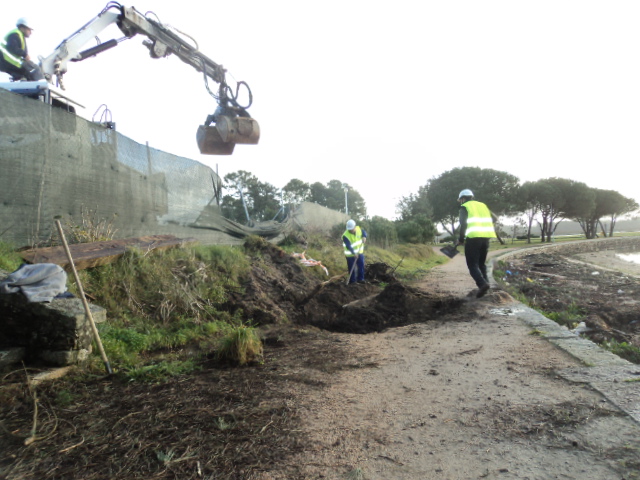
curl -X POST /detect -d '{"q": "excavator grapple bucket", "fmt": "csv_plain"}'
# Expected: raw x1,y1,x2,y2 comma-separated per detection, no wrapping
215,116,260,144
196,125,235,155
196,115,260,155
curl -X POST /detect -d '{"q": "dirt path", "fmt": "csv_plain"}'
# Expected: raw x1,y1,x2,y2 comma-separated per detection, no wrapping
267,249,640,480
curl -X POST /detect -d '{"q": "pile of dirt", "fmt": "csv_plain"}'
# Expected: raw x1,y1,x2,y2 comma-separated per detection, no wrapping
226,239,461,334
302,282,463,333
499,249,640,348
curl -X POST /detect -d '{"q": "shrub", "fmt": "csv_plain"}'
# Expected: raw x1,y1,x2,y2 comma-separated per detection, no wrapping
217,326,263,366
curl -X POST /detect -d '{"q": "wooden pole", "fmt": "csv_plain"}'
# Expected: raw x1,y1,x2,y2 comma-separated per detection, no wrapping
55,220,112,375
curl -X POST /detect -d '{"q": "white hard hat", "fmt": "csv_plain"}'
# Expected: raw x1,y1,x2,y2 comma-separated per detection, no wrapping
346,219,356,230
458,189,474,199
17,18,33,29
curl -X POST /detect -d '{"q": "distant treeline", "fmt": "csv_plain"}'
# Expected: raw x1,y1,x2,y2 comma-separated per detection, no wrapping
220,167,639,246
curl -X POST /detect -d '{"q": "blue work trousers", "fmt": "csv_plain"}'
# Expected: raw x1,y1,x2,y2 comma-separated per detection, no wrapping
346,254,365,284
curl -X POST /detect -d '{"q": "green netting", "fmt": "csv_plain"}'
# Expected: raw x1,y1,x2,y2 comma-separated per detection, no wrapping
0,88,347,249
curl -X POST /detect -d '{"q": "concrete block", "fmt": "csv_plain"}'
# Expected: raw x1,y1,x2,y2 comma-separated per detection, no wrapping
0,347,26,367
0,291,106,367
40,348,91,366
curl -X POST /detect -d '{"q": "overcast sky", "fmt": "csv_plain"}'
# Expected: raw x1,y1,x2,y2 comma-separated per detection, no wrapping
3,1,640,220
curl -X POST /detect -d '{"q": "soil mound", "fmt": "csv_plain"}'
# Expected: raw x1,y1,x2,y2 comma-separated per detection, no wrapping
303,282,463,333
229,240,463,334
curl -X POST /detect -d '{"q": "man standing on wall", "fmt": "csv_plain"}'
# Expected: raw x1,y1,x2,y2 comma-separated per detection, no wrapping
456,189,496,298
0,18,44,81
342,219,367,285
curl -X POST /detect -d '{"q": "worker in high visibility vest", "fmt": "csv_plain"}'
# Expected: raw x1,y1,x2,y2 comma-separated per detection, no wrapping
456,189,496,298
342,219,367,285
0,18,44,81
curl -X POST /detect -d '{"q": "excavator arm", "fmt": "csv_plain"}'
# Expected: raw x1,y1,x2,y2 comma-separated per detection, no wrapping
40,1,259,155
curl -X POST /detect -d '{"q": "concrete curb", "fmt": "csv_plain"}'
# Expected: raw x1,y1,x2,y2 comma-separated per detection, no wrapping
489,245,640,425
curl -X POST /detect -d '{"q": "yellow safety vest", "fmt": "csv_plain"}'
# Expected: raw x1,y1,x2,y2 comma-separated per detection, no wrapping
462,201,496,238
343,227,365,257
0,29,25,68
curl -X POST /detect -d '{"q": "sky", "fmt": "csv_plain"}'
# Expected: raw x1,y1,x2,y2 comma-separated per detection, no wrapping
3,1,640,220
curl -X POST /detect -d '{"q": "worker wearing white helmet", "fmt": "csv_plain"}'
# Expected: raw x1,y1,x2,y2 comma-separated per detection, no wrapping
0,17,44,81
456,189,496,298
342,219,368,285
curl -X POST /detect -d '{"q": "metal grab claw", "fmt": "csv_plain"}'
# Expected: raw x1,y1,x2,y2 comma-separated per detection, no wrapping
197,115,260,155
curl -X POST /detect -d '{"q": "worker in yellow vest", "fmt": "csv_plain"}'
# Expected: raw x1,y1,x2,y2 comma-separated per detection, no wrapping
342,219,367,285
0,18,44,81
456,189,496,298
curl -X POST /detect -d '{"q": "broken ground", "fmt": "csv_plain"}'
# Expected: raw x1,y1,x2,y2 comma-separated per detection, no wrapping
1,241,639,479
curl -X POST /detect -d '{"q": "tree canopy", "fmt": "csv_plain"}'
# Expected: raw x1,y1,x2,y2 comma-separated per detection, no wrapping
574,188,639,239
219,167,638,243
422,167,520,237
221,170,280,225
221,173,367,224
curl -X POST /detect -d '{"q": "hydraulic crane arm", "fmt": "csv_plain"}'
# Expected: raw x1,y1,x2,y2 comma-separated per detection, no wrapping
40,1,259,155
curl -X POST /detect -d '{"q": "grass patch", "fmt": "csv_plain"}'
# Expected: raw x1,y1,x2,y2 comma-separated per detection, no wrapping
63,243,254,377
217,325,264,366
602,340,640,364
367,243,447,280
542,302,586,328
0,241,22,273
124,359,200,383
80,245,249,325
54,389,77,407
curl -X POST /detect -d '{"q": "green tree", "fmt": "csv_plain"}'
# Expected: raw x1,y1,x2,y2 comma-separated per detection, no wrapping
220,193,248,224
366,216,398,248
606,194,639,236
325,180,348,211
282,179,311,206
395,188,436,244
534,178,594,242
308,182,329,206
221,170,281,225
308,180,367,218
424,167,520,242
396,188,432,221
514,181,543,243
395,214,437,244
575,189,639,239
